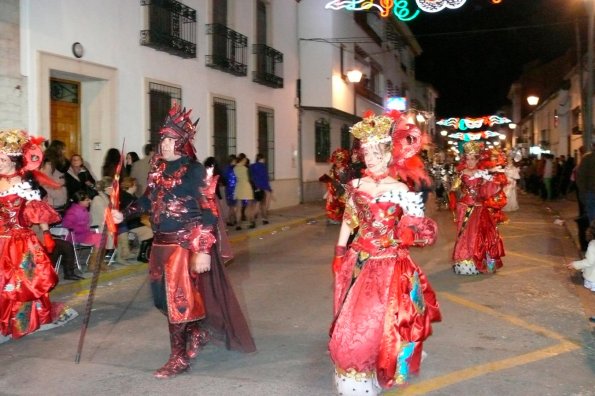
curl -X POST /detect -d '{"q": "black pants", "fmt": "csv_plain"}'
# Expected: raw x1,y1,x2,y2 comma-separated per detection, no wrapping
50,238,77,275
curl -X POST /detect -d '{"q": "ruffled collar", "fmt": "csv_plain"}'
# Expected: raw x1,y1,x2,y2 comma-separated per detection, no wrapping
0,181,41,201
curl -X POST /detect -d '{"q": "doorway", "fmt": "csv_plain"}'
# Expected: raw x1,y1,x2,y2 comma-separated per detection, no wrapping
50,78,81,157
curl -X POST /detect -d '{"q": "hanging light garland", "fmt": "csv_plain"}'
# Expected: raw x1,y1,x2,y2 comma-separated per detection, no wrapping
436,115,512,130
325,0,467,22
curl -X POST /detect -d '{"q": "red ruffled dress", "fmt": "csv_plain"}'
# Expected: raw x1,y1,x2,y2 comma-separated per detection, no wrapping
329,187,441,389
0,184,61,339
452,172,505,275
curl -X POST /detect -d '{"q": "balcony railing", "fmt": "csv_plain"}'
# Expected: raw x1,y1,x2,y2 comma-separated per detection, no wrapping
252,44,284,88
205,23,248,76
355,83,383,106
140,0,197,59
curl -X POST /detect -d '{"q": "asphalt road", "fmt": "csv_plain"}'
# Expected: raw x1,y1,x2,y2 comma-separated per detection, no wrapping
0,194,593,396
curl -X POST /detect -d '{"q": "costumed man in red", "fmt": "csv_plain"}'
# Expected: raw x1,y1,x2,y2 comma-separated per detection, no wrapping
126,105,255,378
450,142,506,275
320,148,350,225
329,111,441,394
0,129,77,340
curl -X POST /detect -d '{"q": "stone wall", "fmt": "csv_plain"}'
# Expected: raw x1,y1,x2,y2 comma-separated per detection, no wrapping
0,0,25,129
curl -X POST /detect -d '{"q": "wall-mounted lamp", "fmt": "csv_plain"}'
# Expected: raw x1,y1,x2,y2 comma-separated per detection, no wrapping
345,69,363,83
527,95,539,106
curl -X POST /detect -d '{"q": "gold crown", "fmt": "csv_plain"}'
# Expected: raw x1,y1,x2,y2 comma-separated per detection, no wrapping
0,129,29,156
350,115,393,145
463,141,483,155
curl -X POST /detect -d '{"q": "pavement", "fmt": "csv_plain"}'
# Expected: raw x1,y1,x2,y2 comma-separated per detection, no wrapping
50,201,328,298
52,191,595,322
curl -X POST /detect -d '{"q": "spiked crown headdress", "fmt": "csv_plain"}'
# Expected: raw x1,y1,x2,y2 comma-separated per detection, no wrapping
159,103,199,160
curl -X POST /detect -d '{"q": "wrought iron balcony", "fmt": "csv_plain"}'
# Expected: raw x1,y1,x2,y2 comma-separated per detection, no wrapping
355,83,383,106
140,0,197,59
252,44,283,88
205,23,248,76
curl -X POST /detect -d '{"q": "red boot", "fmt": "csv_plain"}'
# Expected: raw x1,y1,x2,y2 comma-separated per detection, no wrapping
186,321,209,359
154,323,190,379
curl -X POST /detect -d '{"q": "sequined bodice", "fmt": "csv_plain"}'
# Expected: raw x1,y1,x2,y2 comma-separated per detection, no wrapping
351,189,403,245
348,188,425,254
460,174,483,204
0,194,27,234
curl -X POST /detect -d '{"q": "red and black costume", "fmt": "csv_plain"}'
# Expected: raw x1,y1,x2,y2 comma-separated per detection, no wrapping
131,105,255,378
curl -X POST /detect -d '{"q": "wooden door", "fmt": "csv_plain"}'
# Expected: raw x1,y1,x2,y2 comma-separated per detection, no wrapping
50,78,80,157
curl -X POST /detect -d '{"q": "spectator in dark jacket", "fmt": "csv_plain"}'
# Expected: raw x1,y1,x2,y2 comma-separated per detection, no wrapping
249,153,272,224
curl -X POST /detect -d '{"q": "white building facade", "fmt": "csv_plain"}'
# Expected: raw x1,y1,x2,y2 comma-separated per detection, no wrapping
1,0,300,208
297,0,425,202
1,0,432,207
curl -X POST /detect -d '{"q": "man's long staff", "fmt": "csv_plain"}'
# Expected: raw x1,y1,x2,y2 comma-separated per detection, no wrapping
75,141,125,363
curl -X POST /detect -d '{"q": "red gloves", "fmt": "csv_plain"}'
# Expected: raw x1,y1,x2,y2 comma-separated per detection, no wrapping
43,230,55,254
332,245,347,274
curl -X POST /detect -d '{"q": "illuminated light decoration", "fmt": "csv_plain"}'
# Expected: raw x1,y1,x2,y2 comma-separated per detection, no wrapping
325,0,468,21
436,115,512,130
492,0,502,4
415,0,466,13
448,130,502,141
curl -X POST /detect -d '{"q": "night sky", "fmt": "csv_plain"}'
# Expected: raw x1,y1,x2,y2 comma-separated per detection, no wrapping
407,0,587,118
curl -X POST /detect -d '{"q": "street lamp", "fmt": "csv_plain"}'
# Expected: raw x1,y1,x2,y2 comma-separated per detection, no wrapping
527,95,540,106
346,69,363,83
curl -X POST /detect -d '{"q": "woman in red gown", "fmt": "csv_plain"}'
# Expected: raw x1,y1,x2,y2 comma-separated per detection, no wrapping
451,142,506,275
0,129,71,340
329,111,441,394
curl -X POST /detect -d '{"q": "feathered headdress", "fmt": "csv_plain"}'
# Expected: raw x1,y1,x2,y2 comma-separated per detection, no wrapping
350,110,429,187
159,103,199,160
0,129,60,188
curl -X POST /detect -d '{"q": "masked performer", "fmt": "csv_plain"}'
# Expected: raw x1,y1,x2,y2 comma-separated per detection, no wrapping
329,111,441,395
320,148,350,225
0,130,77,340
128,105,255,378
450,142,505,275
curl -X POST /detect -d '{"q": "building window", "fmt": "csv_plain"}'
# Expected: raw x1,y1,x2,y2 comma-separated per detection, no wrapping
257,107,275,180
140,0,197,58
341,124,351,150
206,0,248,76
148,82,182,145
315,118,331,163
212,97,237,168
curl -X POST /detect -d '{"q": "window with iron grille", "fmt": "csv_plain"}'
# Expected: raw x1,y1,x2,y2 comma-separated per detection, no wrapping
257,107,275,180
212,97,237,168
341,124,351,150
148,82,182,145
140,0,197,59
315,118,331,163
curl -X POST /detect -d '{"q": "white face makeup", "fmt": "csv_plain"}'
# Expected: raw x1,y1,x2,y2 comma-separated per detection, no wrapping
160,137,180,161
363,144,390,175
0,153,16,176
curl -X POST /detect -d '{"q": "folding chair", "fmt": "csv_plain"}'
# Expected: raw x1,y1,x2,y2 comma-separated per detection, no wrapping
50,226,93,272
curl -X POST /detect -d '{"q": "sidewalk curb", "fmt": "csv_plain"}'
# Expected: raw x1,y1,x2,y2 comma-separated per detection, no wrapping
51,212,327,299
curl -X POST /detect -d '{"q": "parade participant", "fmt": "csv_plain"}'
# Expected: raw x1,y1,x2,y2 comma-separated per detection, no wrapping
0,129,77,339
503,157,520,212
450,142,505,275
127,104,255,378
329,111,441,394
319,148,350,225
